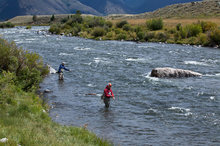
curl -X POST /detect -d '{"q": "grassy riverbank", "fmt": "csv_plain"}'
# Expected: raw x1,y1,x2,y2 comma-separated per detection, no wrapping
48,14,220,48
0,38,111,145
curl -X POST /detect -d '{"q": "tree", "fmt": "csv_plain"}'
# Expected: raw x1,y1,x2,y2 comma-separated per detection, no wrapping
33,15,37,22
50,14,55,22
76,10,82,15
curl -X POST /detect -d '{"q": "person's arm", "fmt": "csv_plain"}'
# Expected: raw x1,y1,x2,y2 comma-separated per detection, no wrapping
63,66,69,71
111,90,115,99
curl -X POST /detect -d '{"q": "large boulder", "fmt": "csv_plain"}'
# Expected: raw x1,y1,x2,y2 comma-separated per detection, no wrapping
151,67,202,78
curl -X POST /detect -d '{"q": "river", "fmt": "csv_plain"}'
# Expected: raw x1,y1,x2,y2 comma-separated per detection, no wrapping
1,26,220,146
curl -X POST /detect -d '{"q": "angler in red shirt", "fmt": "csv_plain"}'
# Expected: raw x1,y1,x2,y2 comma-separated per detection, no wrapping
103,83,115,108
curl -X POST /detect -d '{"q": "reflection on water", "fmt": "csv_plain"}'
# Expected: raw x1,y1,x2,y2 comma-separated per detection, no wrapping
1,26,220,146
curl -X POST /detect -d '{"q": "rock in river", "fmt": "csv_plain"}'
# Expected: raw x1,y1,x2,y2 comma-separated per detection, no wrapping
151,67,202,78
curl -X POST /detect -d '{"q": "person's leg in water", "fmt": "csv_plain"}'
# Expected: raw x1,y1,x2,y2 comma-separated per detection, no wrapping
59,72,64,80
104,97,110,108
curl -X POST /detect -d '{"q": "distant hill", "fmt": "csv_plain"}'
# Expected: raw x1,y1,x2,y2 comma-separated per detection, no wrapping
0,0,202,21
107,0,220,19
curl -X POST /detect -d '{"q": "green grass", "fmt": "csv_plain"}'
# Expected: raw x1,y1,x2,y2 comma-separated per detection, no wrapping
0,38,111,146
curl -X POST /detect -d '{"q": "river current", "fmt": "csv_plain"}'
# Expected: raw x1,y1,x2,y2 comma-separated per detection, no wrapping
1,26,220,146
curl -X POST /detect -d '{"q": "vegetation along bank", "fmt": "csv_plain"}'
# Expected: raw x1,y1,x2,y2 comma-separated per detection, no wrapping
0,38,111,145
48,13,220,48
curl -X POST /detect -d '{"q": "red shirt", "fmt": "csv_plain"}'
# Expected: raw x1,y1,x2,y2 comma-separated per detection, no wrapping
104,86,114,98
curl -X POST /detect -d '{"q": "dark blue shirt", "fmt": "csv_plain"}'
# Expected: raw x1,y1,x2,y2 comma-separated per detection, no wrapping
58,64,69,73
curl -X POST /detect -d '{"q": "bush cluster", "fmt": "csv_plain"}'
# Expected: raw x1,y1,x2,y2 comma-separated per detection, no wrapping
0,38,49,91
0,22,15,28
49,15,220,48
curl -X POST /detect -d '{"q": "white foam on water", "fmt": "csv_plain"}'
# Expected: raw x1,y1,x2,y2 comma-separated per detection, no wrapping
59,53,74,56
74,47,91,50
125,58,147,63
138,45,154,48
143,72,160,82
84,62,92,66
25,38,36,41
210,96,215,100
87,84,96,87
216,73,220,76
168,107,191,116
94,57,110,64
168,106,190,112
184,61,209,66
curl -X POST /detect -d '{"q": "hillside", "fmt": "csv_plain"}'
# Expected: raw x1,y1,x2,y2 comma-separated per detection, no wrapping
107,0,220,19
0,0,200,21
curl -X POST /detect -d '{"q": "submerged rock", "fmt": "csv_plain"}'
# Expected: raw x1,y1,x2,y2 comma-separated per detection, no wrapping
44,89,52,93
151,67,202,78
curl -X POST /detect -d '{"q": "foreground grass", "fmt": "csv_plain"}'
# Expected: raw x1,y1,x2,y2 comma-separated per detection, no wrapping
0,39,111,146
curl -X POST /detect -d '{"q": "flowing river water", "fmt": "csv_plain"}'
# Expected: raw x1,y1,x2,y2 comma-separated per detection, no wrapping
1,26,220,145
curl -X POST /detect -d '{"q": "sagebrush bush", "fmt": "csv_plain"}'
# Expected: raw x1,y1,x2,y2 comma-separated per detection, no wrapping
156,32,169,42
144,32,155,41
0,38,48,91
0,22,15,28
92,27,106,37
200,21,217,33
209,28,220,46
185,24,202,37
198,33,209,46
146,18,163,30
85,16,105,28
123,24,132,31
116,20,128,28
49,24,61,34
136,31,145,41
176,23,182,31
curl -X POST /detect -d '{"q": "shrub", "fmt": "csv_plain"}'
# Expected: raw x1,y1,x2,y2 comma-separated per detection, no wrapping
71,14,83,24
92,27,106,37
146,18,163,30
105,21,113,28
144,32,155,41
136,31,145,41
0,38,49,91
122,24,132,31
116,20,128,28
116,32,127,40
198,33,209,46
0,22,15,28
156,32,169,42
174,32,181,42
176,23,182,31
180,27,188,39
49,24,61,34
185,24,202,37
168,28,176,34
61,17,69,24
209,28,220,46
85,16,105,28
71,24,82,36
26,26,32,29
200,21,217,33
